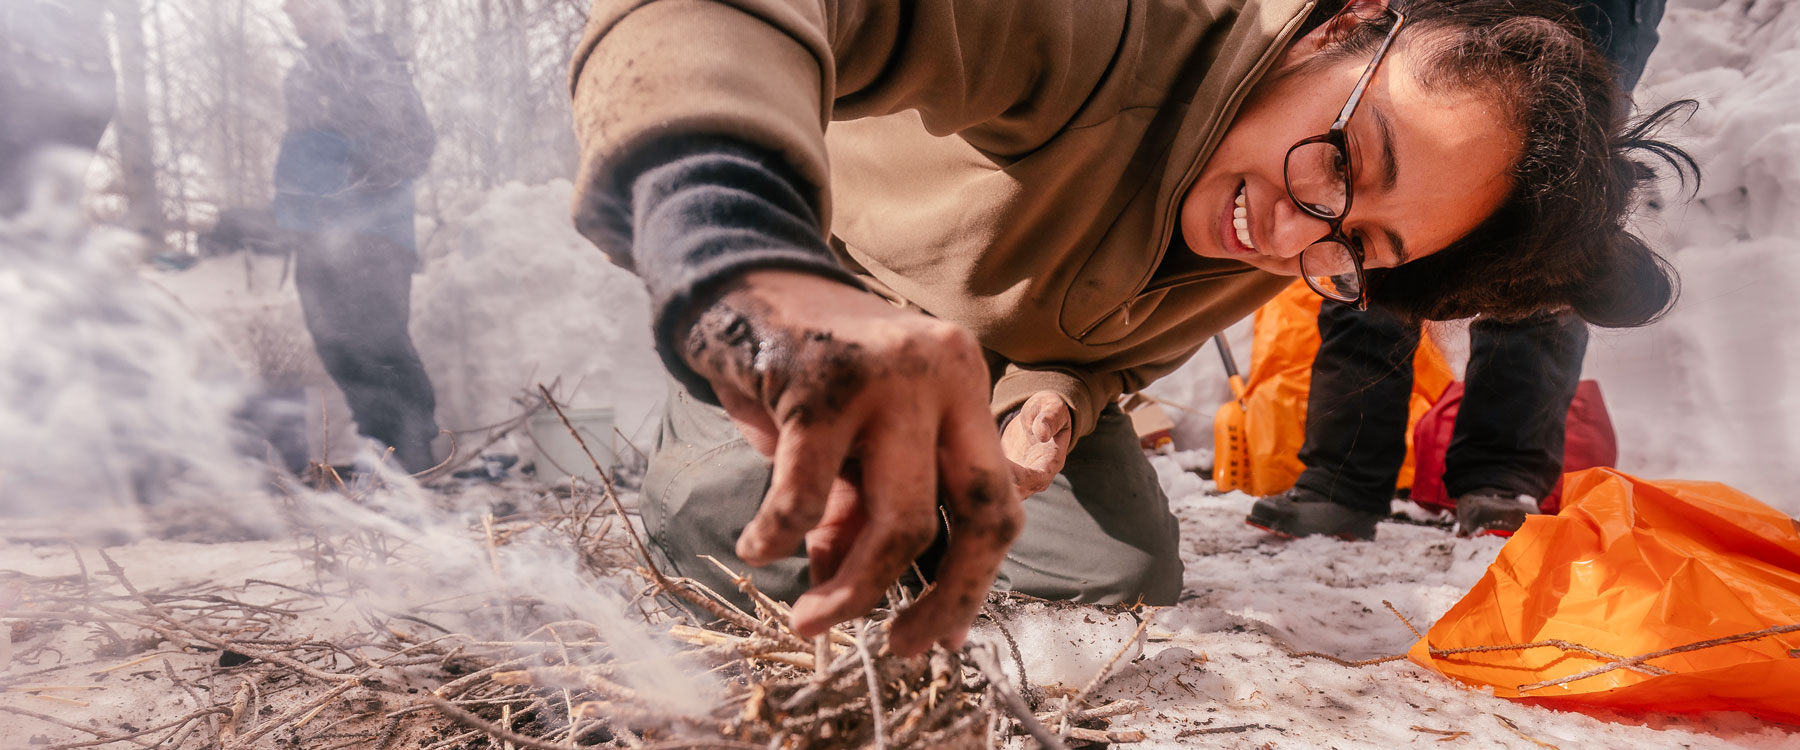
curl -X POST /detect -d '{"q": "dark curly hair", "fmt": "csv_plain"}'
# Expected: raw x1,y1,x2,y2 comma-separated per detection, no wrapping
1299,0,1699,328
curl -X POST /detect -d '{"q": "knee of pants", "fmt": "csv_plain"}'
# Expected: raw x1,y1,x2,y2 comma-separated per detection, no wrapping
639,431,811,608
1000,534,1184,606
1002,470,1185,606
1073,538,1182,606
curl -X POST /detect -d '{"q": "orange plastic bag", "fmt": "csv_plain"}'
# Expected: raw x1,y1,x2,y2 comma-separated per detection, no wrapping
1214,281,1453,495
1409,468,1800,722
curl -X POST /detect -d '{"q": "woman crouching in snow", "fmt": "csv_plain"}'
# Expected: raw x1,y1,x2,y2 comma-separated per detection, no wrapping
566,0,1696,656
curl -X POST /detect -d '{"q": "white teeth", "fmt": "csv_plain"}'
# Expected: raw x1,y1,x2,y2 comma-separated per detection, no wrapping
1233,185,1255,249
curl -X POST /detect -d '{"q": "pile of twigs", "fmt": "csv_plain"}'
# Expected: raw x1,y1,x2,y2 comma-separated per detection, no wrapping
0,502,1141,750
0,393,1153,749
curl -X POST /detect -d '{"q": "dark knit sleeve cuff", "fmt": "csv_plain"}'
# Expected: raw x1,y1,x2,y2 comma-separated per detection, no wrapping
625,136,864,404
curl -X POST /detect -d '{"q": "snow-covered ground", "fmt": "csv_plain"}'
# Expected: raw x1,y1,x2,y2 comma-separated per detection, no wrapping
4,0,1799,746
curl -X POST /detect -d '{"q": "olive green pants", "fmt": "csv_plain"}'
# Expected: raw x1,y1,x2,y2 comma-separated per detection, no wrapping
638,380,1183,610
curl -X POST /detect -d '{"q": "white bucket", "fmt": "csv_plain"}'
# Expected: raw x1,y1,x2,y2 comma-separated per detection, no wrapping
527,407,616,483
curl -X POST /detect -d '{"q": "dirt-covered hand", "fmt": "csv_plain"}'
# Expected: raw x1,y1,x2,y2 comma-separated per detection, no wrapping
680,270,1022,657
1000,391,1073,497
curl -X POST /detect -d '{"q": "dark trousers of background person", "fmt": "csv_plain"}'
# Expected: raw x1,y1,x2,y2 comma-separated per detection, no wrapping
291,228,439,474
1293,305,1588,515
1570,0,1664,92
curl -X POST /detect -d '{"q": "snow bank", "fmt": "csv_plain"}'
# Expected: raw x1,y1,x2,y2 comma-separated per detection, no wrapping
1583,0,1800,507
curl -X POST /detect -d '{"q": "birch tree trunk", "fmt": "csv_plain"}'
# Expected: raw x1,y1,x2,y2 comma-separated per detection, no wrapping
110,0,164,252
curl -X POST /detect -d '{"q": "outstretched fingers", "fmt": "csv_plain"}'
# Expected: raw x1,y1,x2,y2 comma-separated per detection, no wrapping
790,421,939,637
888,403,1022,657
738,419,857,567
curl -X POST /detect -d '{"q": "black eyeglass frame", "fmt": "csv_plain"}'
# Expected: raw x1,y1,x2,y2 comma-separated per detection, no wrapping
1283,8,1408,311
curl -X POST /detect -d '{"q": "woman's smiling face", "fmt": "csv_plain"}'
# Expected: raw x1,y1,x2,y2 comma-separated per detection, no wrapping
1181,21,1521,277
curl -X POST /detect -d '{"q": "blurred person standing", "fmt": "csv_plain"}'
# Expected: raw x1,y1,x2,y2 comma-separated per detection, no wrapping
0,0,115,214
274,0,439,473
1245,0,1664,540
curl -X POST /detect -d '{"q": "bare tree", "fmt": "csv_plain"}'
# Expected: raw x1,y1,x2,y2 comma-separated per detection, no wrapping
93,0,590,254
111,0,166,252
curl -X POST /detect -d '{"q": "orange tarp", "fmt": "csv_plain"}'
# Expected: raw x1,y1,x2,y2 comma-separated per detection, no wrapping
1410,468,1800,722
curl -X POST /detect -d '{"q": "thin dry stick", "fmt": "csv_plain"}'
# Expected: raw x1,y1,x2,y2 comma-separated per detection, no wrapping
1517,622,1800,693
542,624,582,748
813,634,834,685
0,706,153,748
1431,639,1668,676
856,622,888,750
1174,723,1280,737
416,407,534,482
699,553,855,648
1285,647,1408,668
535,385,809,653
1384,600,1423,639
777,643,873,713
182,662,222,746
1411,725,1470,739
433,655,533,699
65,545,128,649
482,513,515,636
967,641,1068,750
161,658,209,721
42,708,225,750
1034,700,1145,724
613,425,648,463
1282,601,1622,671
1066,727,1147,743
392,429,460,482
678,575,810,652
1051,611,1156,736
1282,600,1417,665
1493,713,1560,749
292,686,345,730
1388,598,1674,678
226,680,361,749
420,730,483,750
100,569,365,684
217,679,253,746
891,686,970,747
536,385,643,560
426,695,580,750
700,555,795,626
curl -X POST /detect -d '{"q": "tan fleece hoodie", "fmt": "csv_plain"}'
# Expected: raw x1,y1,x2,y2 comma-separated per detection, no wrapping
571,0,1315,440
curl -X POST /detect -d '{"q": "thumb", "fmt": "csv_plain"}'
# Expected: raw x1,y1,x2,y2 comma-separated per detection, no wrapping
1029,399,1071,443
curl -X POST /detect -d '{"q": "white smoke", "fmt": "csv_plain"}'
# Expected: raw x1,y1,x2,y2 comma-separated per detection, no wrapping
0,151,712,711
0,149,272,540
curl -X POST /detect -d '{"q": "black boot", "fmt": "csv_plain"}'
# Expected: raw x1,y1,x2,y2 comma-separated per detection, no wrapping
1246,487,1383,541
1453,488,1540,538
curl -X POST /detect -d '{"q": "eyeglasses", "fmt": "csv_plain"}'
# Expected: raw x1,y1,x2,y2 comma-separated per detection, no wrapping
1284,9,1407,310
